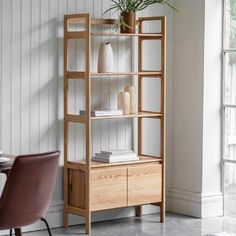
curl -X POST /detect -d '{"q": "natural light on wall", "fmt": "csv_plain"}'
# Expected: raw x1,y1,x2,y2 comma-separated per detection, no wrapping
223,0,236,217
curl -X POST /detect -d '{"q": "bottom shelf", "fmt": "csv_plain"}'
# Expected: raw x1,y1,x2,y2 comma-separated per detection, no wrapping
68,155,162,169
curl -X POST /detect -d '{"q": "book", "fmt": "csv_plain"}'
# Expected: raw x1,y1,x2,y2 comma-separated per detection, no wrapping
92,154,139,163
101,149,133,155
95,153,136,159
79,110,123,117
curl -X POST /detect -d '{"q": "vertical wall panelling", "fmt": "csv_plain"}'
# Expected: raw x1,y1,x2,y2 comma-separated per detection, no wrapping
30,0,40,154
12,0,21,154
101,0,111,152
39,0,49,152
91,0,102,157
2,0,12,154
21,0,31,153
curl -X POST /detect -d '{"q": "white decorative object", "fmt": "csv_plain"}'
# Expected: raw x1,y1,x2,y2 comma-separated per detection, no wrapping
118,91,130,115
97,42,114,73
124,84,137,114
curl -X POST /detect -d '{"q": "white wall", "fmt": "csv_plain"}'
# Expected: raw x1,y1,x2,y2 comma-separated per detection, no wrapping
202,0,223,217
169,0,223,217
169,0,205,217
0,0,173,232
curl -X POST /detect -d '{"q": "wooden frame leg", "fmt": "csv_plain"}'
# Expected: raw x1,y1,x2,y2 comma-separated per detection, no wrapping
135,206,142,217
160,203,165,223
63,211,69,228
85,211,91,234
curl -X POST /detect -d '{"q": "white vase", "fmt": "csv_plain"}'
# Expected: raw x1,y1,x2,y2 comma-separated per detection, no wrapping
118,91,130,115
124,84,137,114
97,42,114,73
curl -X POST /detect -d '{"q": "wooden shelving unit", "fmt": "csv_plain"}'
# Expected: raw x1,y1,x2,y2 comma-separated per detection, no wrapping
64,13,166,234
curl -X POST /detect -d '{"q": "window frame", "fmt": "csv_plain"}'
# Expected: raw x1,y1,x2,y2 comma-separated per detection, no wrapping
222,0,236,216
222,0,236,163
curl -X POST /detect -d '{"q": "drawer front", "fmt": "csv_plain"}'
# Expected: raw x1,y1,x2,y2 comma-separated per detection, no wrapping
128,163,162,206
91,167,127,211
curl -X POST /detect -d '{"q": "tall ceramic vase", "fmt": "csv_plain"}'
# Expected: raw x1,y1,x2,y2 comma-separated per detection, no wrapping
97,42,114,73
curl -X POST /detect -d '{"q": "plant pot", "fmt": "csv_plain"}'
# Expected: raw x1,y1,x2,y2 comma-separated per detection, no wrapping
120,11,136,34
97,42,114,73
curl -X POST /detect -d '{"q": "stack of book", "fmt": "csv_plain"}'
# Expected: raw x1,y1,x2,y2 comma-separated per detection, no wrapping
92,150,138,163
80,110,123,117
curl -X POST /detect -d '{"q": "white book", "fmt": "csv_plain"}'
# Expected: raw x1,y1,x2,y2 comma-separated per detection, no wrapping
92,155,139,163
101,149,133,155
92,110,123,117
95,153,137,160
79,110,123,117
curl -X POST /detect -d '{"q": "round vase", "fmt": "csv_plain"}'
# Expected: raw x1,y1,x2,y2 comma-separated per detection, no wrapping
97,42,114,73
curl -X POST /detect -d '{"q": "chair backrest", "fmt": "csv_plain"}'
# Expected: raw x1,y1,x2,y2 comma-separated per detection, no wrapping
0,151,60,230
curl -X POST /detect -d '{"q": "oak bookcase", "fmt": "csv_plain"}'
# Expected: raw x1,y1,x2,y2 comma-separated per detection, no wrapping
63,13,166,234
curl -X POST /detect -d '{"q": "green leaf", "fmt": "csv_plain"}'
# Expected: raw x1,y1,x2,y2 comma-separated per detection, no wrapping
103,0,179,15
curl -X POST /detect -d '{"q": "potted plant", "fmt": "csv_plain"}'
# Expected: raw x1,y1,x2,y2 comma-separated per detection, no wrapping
104,0,178,33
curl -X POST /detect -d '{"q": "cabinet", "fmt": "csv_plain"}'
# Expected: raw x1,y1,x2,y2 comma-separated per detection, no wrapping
68,163,162,211
63,14,166,234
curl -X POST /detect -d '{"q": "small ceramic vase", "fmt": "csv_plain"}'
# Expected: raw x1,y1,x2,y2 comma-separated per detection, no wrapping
118,91,130,115
124,84,137,114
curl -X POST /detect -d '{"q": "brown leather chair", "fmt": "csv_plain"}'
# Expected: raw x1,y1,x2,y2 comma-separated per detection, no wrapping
0,151,60,236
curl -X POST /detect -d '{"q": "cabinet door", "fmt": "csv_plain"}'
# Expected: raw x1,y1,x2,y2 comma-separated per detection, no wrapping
68,169,86,209
128,163,162,206
91,167,127,211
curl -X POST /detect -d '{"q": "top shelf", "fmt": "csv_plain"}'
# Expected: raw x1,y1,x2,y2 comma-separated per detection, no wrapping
65,15,165,26
65,31,162,40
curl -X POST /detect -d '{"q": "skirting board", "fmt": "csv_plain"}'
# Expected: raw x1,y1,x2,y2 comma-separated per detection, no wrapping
0,203,160,235
167,188,223,218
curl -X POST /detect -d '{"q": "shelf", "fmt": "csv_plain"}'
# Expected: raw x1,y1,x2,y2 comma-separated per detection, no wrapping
66,17,119,26
65,32,162,40
91,71,162,77
66,71,85,79
65,114,87,123
66,71,162,79
66,112,162,123
91,32,163,38
66,31,86,39
70,155,162,169
90,111,162,120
